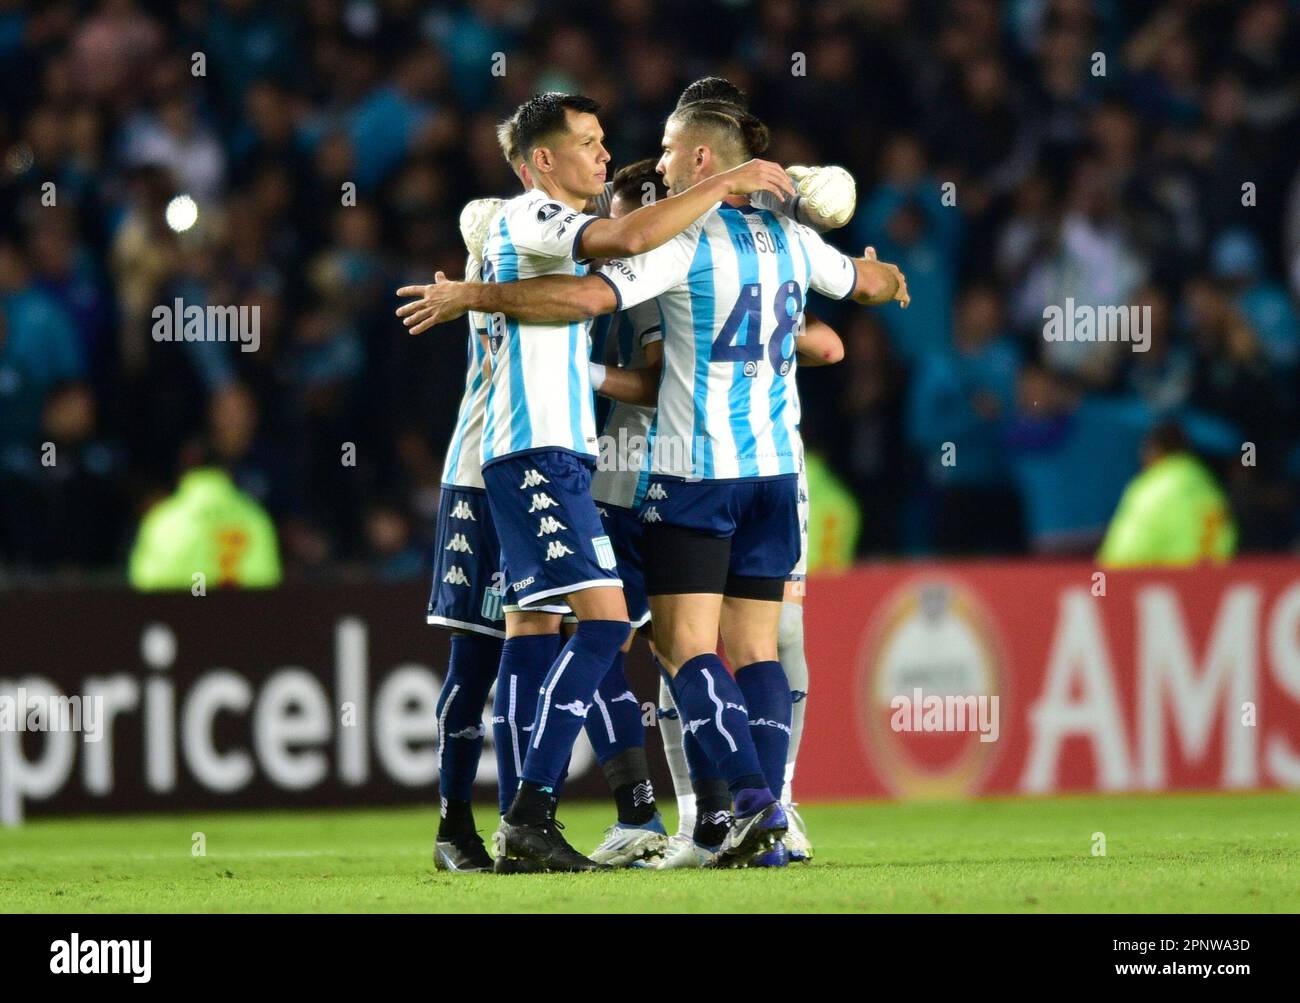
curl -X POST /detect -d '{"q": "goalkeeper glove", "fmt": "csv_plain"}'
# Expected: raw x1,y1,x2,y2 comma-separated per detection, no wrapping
786,165,856,230
458,197,504,263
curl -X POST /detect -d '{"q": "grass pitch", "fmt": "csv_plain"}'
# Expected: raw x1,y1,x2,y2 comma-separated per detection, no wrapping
0,791,1295,913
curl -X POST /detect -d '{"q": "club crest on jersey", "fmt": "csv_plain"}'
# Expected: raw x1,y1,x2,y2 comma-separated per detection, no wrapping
528,492,558,512
544,540,574,561
536,516,567,536
442,566,470,587
449,500,476,521
641,506,662,523
645,483,668,501
520,469,550,489
592,534,617,570
444,533,473,554
480,586,504,622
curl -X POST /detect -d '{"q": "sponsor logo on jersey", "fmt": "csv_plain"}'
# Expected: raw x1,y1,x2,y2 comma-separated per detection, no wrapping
641,506,662,523
592,534,617,570
444,533,473,554
555,699,590,717
544,540,574,562
520,468,550,489
536,516,567,536
646,482,668,500
449,500,477,521
443,566,471,587
527,492,558,513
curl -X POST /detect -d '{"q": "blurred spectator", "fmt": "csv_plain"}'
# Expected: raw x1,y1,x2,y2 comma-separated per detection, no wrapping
1098,422,1236,568
128,463,280,591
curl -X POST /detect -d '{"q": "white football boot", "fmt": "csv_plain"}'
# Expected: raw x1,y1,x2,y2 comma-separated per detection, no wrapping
782,803,813,863
589,814,669,867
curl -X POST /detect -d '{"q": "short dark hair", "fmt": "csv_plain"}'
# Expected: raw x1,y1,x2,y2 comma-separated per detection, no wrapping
512,92,601,160
676,76,748,110
610,158,668,208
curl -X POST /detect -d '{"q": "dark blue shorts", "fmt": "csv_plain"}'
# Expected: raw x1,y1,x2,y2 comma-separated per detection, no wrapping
639,475,800,583
426,485,506,638
483,450,622,610
596,502,649,627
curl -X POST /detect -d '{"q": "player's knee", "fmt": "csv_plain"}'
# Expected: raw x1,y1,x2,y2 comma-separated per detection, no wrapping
574,618,631,658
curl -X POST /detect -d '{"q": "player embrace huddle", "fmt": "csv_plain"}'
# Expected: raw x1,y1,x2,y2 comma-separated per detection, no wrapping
396,78,908,873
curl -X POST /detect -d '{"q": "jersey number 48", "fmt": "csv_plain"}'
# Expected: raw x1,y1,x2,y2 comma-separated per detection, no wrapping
711,281,803,377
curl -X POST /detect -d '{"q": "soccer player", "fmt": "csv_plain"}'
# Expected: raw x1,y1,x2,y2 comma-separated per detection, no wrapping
401,92,795,872
400,101,907,867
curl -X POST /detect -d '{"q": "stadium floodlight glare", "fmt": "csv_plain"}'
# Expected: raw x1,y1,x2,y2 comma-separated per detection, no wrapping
165,194,199,233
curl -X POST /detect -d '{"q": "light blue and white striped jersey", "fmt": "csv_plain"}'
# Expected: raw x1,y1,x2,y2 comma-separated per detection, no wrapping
440,254,492,490
590,300,662,509
479,189,603,467
599,203,857,480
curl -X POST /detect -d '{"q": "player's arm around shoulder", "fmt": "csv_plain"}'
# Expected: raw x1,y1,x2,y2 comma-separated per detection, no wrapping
577,159,795,259
847,245,910,309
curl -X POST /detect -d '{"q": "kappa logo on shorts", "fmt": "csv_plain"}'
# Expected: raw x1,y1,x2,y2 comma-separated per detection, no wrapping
536,516,567,536
641,506,662,523
544,540,574,561
527,492,558,512
444,533,473,554
555,699,591,717
447,724,485,740
646,482,668,500
520,468,550,489
449,500,476,521
610,690,638,704
592,534,617,570
682,718,709,735
443,566,471,587
595,505,609,518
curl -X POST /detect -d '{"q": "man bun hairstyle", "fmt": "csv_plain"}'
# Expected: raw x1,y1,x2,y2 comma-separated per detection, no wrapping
670,99,770,161
676,76,749,111
511,91,601,159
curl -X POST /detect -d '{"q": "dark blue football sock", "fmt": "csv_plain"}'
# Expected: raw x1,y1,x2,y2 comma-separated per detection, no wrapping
492,632,560,816
437,633,503,814
518,619,630,791
735,660,793,800
584,652,645,764
671,654,771,803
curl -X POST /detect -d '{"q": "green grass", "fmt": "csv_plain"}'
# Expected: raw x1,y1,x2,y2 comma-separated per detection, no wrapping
1,792,1296,913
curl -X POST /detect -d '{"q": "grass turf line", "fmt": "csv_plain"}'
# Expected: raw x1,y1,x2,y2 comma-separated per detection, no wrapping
0,791,1295,913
